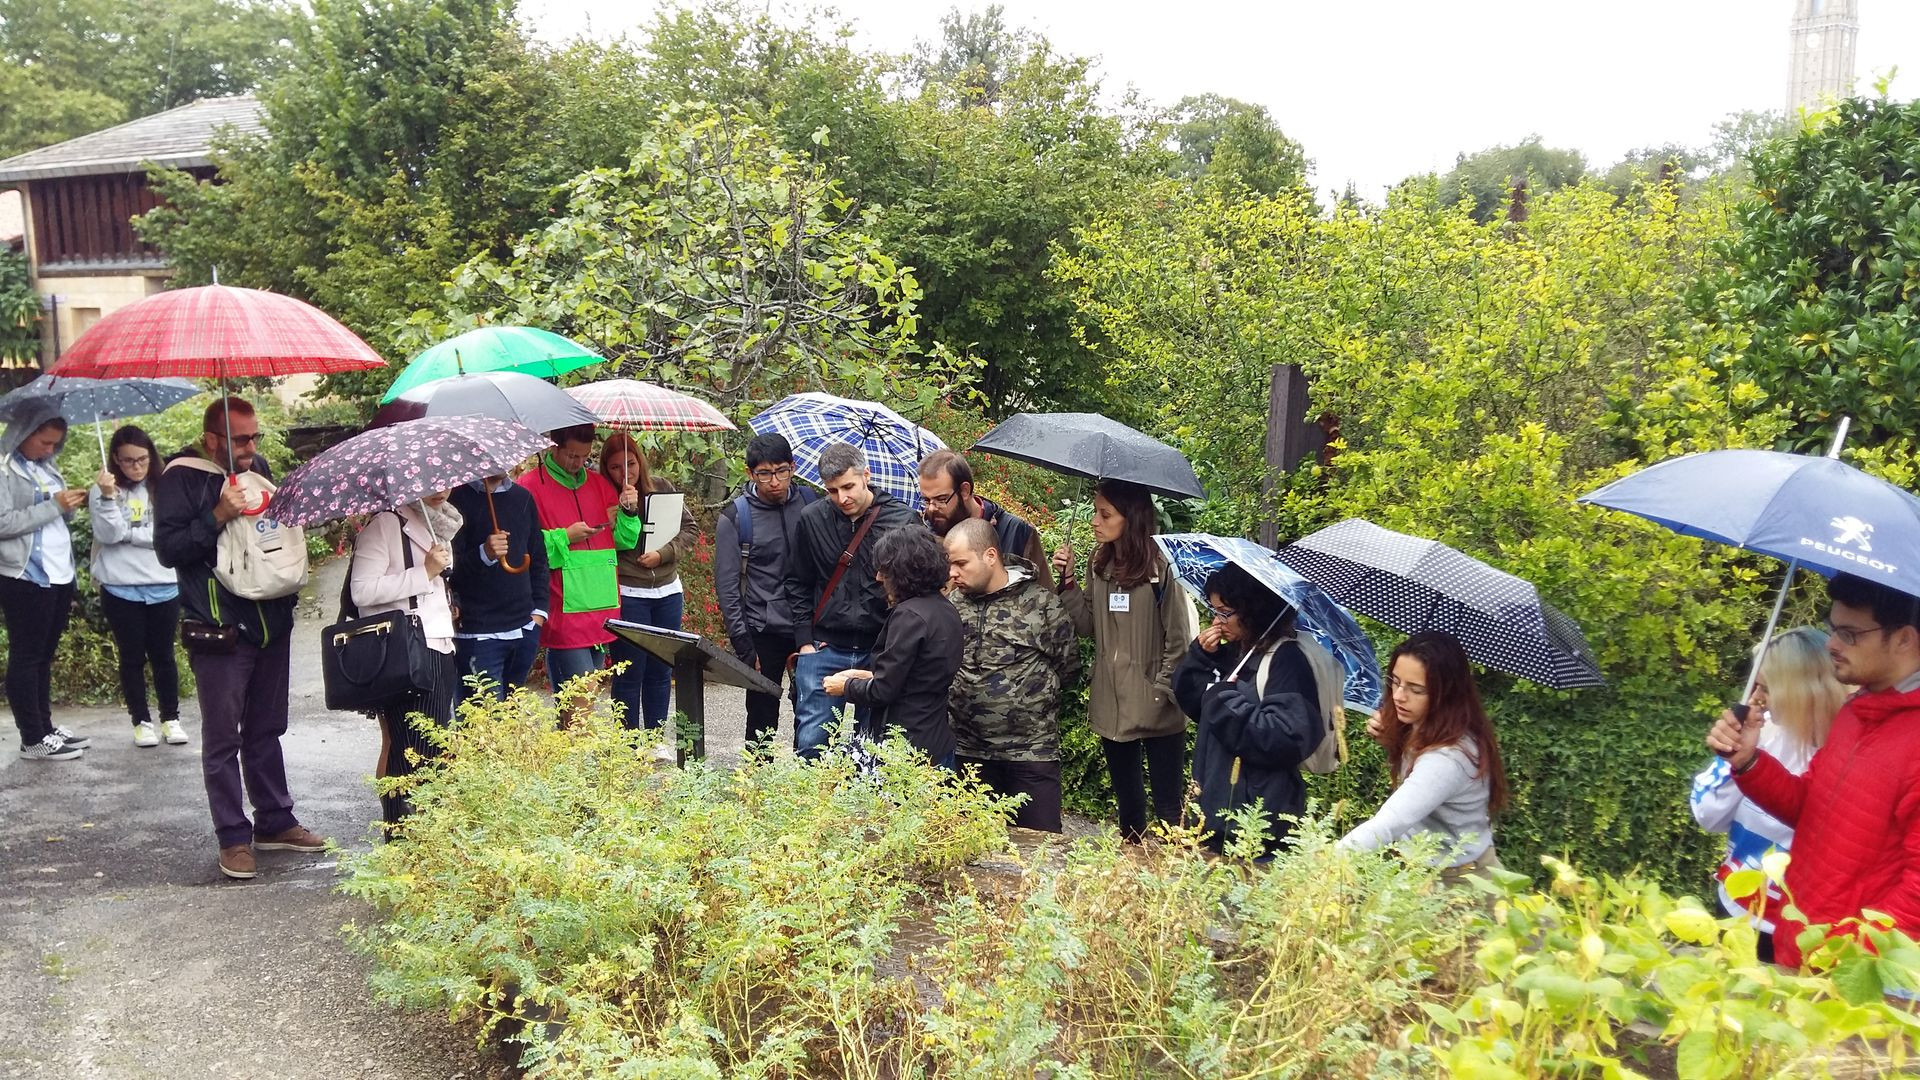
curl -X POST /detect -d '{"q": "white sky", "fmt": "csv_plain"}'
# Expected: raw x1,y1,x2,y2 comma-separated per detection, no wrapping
519,0,1920,200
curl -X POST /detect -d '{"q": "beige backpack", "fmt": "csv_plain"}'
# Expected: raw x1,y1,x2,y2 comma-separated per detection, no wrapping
166,456,310,601
1247,635,1349,774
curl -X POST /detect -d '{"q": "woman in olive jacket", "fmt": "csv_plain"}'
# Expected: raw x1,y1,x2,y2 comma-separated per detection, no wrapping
1052,480,1193,841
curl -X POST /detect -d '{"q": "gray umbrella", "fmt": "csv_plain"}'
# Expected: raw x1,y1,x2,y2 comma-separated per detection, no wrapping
0,374,202,462
1278,518,1604,690
367,371,597,436
970,412,1205,500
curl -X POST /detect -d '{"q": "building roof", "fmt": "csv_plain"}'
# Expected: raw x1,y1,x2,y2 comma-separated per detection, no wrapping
0,95,265,184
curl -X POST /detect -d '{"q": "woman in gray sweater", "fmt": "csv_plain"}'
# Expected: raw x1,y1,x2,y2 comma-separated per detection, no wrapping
90,425,185,748
1339,632,1508,875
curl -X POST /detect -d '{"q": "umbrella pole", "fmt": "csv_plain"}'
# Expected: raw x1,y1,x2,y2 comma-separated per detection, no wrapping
1739,417,1853,703
95,415,106,466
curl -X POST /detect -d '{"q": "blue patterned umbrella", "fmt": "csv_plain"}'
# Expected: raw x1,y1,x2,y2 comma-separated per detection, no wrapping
747,392,946,508
1155,532,1383,711
0,374,201,462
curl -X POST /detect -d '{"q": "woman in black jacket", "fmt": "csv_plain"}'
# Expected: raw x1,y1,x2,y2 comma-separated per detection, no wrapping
824,527,964,768
1172,562,1323,855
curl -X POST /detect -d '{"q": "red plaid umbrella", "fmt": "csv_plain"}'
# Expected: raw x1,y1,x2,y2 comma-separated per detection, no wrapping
46,284,385,379
564,378,734,432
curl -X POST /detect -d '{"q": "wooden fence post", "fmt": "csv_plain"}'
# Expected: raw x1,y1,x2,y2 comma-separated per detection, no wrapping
1260,363,1321,548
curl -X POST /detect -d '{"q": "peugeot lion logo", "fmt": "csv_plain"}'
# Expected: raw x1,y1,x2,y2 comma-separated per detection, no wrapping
1802,514,1896,573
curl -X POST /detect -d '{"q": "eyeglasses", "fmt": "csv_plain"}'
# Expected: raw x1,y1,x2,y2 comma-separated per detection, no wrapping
214,432,261,446
751,465,795,482
1827,621,1889,646
113,454,150,467
923,489,960,511
1386,675,1429,696
1208,603,1237,621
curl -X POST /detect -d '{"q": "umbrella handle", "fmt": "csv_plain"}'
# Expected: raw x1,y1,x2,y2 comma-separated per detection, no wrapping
230,474,271,516
486,485,530,574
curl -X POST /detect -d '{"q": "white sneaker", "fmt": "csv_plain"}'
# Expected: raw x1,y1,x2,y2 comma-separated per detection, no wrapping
160,720,189,745
133,723,160,748
51,725,90,749
19,735,82,761
650,743,678,763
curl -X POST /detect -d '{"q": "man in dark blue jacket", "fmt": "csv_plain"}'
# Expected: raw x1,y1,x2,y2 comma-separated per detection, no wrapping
447,474,549,702
715,433,815,746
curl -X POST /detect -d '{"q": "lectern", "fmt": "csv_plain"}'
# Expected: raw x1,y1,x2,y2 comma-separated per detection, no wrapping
604,620,779,761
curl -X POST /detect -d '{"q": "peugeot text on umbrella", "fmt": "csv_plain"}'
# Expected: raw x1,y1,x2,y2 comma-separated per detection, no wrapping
1801,515,1897,574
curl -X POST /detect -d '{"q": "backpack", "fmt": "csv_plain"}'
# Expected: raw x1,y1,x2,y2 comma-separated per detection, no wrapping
1250,636,1349,775
725,485,817,580
166,456,309,601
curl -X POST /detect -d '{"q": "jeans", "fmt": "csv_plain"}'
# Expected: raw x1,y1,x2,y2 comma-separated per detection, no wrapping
191,635,298,849
611,591,684,730
1101,733,1186,842
743,629,797,747
793,644,871,759
101,591,181,726
958,757,1063,832
1,575,74,747
454,626,542,703
545,644,606,694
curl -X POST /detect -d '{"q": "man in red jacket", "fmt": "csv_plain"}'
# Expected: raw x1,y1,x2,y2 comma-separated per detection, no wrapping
1707,572,1920,969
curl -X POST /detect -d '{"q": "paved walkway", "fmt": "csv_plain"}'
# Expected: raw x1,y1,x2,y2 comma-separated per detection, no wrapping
0,558,768,1078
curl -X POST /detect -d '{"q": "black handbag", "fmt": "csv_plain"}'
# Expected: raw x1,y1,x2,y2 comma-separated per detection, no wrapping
322,512,438,712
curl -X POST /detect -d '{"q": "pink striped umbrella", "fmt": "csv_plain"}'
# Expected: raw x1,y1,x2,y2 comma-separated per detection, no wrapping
565,378,735,432
46,284,385,379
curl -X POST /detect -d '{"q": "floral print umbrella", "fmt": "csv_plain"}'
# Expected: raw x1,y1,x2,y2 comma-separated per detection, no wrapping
269,416,550,529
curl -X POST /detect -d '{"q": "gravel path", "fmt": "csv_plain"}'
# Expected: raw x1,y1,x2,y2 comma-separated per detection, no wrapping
0,558,768,1078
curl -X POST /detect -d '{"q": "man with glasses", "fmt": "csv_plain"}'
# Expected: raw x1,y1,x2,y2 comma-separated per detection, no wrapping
1708,572,1920,969
715,434,816,746
155,397,327,880
916,450,1052,589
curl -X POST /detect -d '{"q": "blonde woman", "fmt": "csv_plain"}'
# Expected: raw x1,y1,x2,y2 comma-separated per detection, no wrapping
1690,626,1847,962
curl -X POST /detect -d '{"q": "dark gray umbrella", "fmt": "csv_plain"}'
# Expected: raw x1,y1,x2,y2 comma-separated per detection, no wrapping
1278,518,1604,690
368,371,597,436
970,412,1205,500
0,374,201,463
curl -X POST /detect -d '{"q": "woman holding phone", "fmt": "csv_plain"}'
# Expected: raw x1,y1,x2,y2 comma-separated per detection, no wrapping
0,407,90,760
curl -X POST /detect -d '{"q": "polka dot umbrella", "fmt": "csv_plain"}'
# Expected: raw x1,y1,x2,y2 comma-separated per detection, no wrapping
1276,518,1604,690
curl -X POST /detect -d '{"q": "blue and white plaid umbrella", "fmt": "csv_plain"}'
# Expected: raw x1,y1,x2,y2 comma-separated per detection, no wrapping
1155,532,1384,712
748,392,947,508
0,374,201,462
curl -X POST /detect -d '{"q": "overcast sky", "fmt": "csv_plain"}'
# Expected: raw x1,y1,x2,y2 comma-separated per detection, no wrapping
518,0,1920,199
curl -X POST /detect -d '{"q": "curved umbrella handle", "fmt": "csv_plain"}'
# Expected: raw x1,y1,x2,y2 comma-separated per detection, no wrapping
230,473,271,516
487,485,530,574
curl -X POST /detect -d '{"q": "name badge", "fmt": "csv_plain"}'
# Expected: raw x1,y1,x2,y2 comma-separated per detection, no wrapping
1108,591,1131,613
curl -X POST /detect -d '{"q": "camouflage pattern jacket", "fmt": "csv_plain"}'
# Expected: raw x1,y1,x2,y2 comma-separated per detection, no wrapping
948,564,1081,762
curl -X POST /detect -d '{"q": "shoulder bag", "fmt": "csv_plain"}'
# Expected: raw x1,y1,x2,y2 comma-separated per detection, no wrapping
322,512,439,712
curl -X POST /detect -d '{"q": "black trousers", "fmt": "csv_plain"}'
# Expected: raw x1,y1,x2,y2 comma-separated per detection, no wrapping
958,756,1063,833
1,575,74,747
375,650,459,830
101,591,181,726
1101,732,1186,842
744,628,796,748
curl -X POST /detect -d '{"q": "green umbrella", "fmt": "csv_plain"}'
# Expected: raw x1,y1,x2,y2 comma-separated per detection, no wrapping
380,326,606,403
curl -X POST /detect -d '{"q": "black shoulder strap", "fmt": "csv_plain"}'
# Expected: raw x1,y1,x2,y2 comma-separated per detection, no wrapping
342,511,417,621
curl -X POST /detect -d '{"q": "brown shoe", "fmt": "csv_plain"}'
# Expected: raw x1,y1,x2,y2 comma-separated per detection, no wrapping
254,825,328,853
219,845,257,879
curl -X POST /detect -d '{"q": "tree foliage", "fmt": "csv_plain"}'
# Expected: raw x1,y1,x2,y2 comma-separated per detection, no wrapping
1166,92,1310,197
1435,134,1587,222
0,247,38,364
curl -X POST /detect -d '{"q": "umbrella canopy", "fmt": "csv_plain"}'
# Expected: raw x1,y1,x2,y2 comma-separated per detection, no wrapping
748,392,946,507
1279,519,1604,690
971,412,1205,501
46,285,386,379
565,378,735,432
0,374,203,463
1578,447,1920,599
380,326,604,404
1155,532,1384,712
369,371,598,435
269,417,551,528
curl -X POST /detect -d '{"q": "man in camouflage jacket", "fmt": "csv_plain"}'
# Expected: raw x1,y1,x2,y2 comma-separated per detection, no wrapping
944,518,1081,832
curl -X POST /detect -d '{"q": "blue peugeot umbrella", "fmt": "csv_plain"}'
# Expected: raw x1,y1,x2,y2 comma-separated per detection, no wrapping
748,392,946,508
1579,419,1920,696
1155,532,1384,712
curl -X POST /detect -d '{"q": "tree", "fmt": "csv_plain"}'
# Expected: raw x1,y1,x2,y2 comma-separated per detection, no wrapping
1166,93,1310,197
0,0,296,158
0,247,39,365
1434,135,1586,222
909,5,1036,106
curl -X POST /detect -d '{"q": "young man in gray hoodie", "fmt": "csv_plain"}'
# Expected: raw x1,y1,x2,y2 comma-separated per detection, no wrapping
714,433,815,747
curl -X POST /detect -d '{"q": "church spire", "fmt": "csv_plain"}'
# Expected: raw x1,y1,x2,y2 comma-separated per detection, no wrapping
1788,0,1859,113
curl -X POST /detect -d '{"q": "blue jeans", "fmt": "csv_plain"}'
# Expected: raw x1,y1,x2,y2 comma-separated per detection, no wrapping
545,645,606,693
793,645,871,759
612,591,684,730
454,626,542,703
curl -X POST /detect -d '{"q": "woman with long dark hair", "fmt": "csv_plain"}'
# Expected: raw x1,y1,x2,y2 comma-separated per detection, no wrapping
823,526,964,766
1052,480,1193,841
90,424,185,748
600,432,697,736
1172,562,1325,854
1339,632,1508,874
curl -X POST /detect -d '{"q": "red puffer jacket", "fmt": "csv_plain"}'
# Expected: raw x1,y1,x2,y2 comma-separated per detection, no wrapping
1736,683,1920,969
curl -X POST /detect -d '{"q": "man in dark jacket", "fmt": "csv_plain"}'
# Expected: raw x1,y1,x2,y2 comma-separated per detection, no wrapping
785,442,917,757
715,433,814,746
917,449,1052,590
945,518,1079,831
447,474,549,702
153,397,327,881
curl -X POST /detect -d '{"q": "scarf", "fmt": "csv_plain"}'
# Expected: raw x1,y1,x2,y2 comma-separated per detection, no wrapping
543,454,588,490
418,498,465,545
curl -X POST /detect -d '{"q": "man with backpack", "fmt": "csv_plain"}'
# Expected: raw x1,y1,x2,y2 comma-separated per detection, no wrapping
714,434,816,747
154,397,327,880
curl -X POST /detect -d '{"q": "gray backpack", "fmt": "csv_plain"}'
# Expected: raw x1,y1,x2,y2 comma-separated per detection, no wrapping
1242,636,1348,774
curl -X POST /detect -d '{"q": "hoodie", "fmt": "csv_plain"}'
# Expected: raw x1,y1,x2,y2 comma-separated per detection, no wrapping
0,405,75,584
